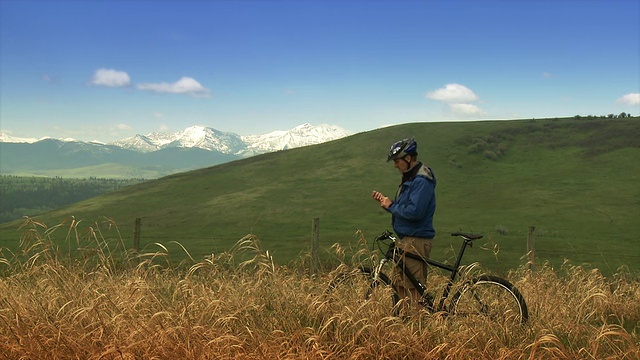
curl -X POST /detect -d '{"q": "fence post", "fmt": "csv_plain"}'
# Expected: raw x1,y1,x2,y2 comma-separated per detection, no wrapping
527,226,536,271
133,218,141,265
312,217,320,275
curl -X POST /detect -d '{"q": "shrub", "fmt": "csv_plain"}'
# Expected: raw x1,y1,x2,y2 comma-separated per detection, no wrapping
466,135,508,160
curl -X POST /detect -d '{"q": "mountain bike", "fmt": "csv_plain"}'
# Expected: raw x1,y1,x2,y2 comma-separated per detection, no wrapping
326,231,528,325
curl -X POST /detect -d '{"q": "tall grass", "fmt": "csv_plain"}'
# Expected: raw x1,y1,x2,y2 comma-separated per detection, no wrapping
0,218,638,359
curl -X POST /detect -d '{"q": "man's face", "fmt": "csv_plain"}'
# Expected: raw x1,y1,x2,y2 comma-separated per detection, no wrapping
393,156,410,173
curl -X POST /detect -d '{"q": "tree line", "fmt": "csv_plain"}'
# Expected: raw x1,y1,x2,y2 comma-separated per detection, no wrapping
574,112,634,119
0,176,145,223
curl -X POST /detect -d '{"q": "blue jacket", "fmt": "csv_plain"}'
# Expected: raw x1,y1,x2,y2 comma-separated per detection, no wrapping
387,163,436,239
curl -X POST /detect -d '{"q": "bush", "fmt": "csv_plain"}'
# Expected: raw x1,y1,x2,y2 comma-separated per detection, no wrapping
466,135,508,160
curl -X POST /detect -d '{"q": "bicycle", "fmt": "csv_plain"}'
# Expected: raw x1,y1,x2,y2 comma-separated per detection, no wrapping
326,231,529,325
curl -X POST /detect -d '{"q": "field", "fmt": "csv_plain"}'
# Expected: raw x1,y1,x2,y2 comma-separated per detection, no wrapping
0,117,639,277
0,221,638,359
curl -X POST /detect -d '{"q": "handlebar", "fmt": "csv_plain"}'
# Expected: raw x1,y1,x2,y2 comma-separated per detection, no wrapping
375,230,395,242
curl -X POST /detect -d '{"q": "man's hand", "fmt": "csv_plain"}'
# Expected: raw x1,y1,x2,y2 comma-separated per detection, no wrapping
372,190,391,209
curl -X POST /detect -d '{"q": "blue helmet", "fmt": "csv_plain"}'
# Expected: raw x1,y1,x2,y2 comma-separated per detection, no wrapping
387,138,417,162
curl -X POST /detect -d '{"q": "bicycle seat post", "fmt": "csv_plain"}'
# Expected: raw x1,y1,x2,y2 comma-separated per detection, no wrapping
449,232,482,280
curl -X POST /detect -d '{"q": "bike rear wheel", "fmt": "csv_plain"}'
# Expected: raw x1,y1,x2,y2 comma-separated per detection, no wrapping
325,266,399,315
451,275,528,325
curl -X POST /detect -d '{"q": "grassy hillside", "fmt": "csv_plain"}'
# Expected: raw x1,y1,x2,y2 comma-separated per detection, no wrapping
1,117,638,275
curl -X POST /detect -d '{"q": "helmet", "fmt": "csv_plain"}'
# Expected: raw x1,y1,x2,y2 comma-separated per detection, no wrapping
387,138,417,162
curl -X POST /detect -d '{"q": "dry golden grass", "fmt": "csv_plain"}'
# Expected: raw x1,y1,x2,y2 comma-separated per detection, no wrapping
0,218,638,359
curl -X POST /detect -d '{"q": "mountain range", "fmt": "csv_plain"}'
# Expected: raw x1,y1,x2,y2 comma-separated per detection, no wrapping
0,123,351,178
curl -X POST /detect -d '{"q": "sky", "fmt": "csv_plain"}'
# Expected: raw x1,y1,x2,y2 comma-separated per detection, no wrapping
1,0,639,142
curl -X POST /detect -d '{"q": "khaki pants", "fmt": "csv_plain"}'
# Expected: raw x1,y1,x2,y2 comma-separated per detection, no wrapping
392,236,433,291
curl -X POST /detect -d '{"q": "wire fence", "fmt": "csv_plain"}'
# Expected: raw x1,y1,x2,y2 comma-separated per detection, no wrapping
125,219,640,275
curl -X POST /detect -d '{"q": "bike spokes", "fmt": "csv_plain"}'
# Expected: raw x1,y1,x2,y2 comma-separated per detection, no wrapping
325,267,399,317
452,276,528,326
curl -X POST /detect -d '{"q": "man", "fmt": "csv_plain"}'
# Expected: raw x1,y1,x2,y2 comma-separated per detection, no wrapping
372,137,436,310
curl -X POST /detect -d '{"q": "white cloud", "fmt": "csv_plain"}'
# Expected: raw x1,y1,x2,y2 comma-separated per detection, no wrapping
426,84,479,103
137,77,210,97
616,93,640,106
90,68,131,87
426,83,485,118
449,103,486,116
116,124,134,131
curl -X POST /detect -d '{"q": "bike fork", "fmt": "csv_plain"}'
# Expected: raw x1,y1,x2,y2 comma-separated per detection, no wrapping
371,258,389,283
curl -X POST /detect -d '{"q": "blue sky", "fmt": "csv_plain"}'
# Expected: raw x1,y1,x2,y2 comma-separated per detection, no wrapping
1,0,639,142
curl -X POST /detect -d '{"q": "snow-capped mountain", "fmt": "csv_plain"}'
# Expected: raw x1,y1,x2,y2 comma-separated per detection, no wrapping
111,134,159,152
242,123,350,153
0,133,103,146
113,126,247,154
0,134,40,143
110,123,351,155
0,123,352,178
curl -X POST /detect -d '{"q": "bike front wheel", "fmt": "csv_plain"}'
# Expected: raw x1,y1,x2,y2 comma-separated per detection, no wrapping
451,275,528,325
325,265,400,316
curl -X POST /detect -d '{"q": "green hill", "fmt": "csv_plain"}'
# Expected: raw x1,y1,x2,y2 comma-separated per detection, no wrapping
1,117,638,275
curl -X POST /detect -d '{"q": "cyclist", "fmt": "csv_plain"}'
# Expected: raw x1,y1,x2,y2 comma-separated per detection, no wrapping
372,137,437,312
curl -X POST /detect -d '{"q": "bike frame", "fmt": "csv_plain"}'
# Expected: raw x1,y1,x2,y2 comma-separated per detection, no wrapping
370,232,480,311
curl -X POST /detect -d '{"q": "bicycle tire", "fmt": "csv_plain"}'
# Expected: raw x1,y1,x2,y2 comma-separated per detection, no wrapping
451,275,528,325
325,266,400,315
